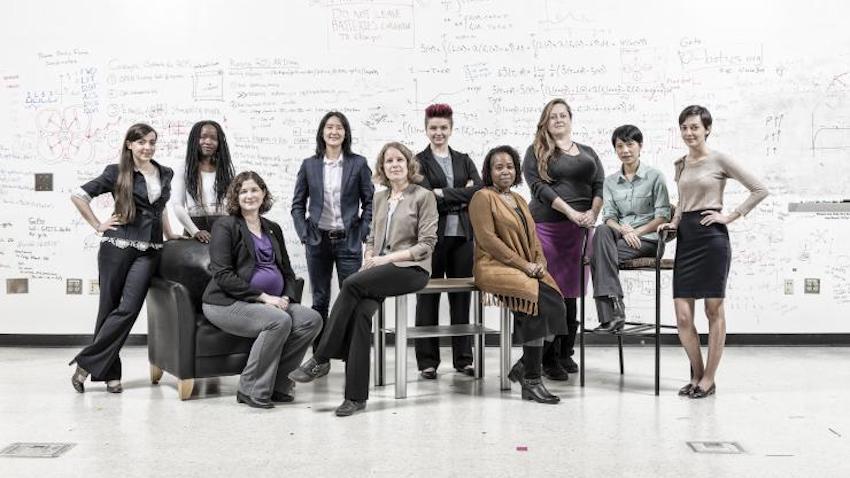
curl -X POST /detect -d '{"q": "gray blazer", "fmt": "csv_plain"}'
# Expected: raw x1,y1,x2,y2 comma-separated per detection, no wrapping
366,183,438,274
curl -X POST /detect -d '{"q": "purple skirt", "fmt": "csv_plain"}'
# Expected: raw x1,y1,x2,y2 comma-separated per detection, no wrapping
536,221,594,298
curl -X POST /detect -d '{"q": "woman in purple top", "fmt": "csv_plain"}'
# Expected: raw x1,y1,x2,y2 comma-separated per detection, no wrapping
202,171,322,408
522,98,604,381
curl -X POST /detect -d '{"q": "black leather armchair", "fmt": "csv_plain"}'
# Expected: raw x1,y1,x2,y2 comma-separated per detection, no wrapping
146,239,304,400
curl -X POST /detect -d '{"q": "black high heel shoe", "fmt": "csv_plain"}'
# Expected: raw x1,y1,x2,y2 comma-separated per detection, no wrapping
507,360,524,383
690,384,716,399
520,377,560,404
70,362,88,394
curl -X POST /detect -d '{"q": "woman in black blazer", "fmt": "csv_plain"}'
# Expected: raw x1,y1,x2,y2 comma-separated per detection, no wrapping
69,123,175,394
413,104,483,379
202,171,322,408
291,111,374,352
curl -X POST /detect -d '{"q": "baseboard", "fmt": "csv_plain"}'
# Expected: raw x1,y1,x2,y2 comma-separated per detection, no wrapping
1,333,848,347
0,334,148,347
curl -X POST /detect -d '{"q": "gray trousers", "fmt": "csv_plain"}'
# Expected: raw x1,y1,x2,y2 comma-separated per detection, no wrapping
202,301,322,401
590,224,657,322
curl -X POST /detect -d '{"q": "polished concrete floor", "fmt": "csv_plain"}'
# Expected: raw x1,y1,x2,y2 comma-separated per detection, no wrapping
0,345,847,477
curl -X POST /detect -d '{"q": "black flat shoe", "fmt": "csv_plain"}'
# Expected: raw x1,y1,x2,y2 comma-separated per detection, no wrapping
335,399,366,417
288,357,330,383
562,357,579,374
420,367,437,380
542,363,569,381
106,381,123,394
456,365,475,377
270,391,294,403
236,391,274,409
520,378,560,404
678,383,695,396
593,318,625,333
508,360,524,383
70,365,88,393
690,384,716,399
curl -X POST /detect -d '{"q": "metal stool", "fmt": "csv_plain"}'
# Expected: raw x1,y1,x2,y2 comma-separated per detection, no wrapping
579,229,676,395
372,278,513,398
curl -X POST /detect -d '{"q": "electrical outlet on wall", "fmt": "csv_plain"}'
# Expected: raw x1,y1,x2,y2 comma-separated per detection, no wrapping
784,279,794,295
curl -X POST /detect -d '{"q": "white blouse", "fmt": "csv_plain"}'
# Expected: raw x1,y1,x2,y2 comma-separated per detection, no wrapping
169,167,225,236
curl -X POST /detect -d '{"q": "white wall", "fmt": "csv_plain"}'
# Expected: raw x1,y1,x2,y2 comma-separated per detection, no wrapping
1,0,849,334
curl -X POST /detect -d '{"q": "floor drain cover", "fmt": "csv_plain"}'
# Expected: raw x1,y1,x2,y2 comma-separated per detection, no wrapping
687,441,744,454
0,443,75,458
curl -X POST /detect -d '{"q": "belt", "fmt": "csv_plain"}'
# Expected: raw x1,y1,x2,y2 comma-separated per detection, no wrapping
321,229,346,240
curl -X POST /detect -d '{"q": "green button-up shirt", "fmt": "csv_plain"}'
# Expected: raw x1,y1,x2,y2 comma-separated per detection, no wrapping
601,163,671,241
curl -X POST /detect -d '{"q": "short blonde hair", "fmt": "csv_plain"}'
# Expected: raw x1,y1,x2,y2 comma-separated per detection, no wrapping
372,142,424,187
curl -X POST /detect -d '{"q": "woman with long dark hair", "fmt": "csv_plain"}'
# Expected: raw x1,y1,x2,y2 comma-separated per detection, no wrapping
522,98,604,381
658,105,768,398
69,123,174,393
170,120,235,242
291,111,374,355
413,103,482,379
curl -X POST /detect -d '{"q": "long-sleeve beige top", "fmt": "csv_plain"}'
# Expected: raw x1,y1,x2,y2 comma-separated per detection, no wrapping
672,151,769,224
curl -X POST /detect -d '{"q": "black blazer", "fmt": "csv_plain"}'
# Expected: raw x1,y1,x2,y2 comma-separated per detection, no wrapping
202,215,298,306
81,161,174,244
290,152,374,253
415,146,483,241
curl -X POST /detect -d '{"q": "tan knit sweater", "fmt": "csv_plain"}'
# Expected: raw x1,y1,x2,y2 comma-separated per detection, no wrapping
469,188,562,315
672,150,769,224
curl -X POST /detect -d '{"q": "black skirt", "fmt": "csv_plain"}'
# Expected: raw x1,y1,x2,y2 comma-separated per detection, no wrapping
673,210,731,298
513,281,567,343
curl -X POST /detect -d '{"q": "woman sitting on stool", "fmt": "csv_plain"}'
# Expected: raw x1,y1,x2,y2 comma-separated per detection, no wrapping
591,125,671,331
202,171,322,409
469,146,566,404
290,142,438,417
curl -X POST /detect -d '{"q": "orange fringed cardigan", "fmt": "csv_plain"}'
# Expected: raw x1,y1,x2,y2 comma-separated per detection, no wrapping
468,188,562,315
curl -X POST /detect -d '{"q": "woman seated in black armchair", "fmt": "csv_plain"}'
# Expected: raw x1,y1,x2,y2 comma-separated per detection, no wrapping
202,171,322,409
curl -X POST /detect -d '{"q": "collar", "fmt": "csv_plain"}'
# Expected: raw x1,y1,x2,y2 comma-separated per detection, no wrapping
323,155,344,166
617,161,646,183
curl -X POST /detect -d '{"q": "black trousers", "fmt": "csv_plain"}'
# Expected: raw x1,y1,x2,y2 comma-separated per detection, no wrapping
74,243,159,381
414,236,473,371
305,231,362,348
316,263,430,401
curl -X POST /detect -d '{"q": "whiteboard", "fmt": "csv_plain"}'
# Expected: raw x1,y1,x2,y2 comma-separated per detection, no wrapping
1,0,849,334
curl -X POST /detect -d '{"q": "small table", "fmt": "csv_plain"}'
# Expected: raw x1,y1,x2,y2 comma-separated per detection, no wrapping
372,278,512,398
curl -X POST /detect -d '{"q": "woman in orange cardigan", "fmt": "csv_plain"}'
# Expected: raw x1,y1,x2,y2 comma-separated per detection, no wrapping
469,145,566,404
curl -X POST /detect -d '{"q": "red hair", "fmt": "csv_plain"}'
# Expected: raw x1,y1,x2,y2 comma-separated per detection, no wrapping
425,103,453,122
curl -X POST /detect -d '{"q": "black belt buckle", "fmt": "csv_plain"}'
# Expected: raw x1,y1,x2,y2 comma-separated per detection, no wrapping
326,229,346,240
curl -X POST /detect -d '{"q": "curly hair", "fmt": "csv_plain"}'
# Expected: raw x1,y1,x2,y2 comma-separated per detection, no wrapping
372,142,424,187
481,145,523,188
224,171,275,216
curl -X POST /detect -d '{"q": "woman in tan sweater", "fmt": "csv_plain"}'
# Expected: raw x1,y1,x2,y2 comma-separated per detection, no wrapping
658,105,769,399
469,146,566,404
290,142,438,416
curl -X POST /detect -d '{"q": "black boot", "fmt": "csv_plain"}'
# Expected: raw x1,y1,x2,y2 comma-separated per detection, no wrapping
542,339,569,380
521,346,559,404
560,299,579,373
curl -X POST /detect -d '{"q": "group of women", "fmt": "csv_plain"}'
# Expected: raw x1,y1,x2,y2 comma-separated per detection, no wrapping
67,98,768,416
